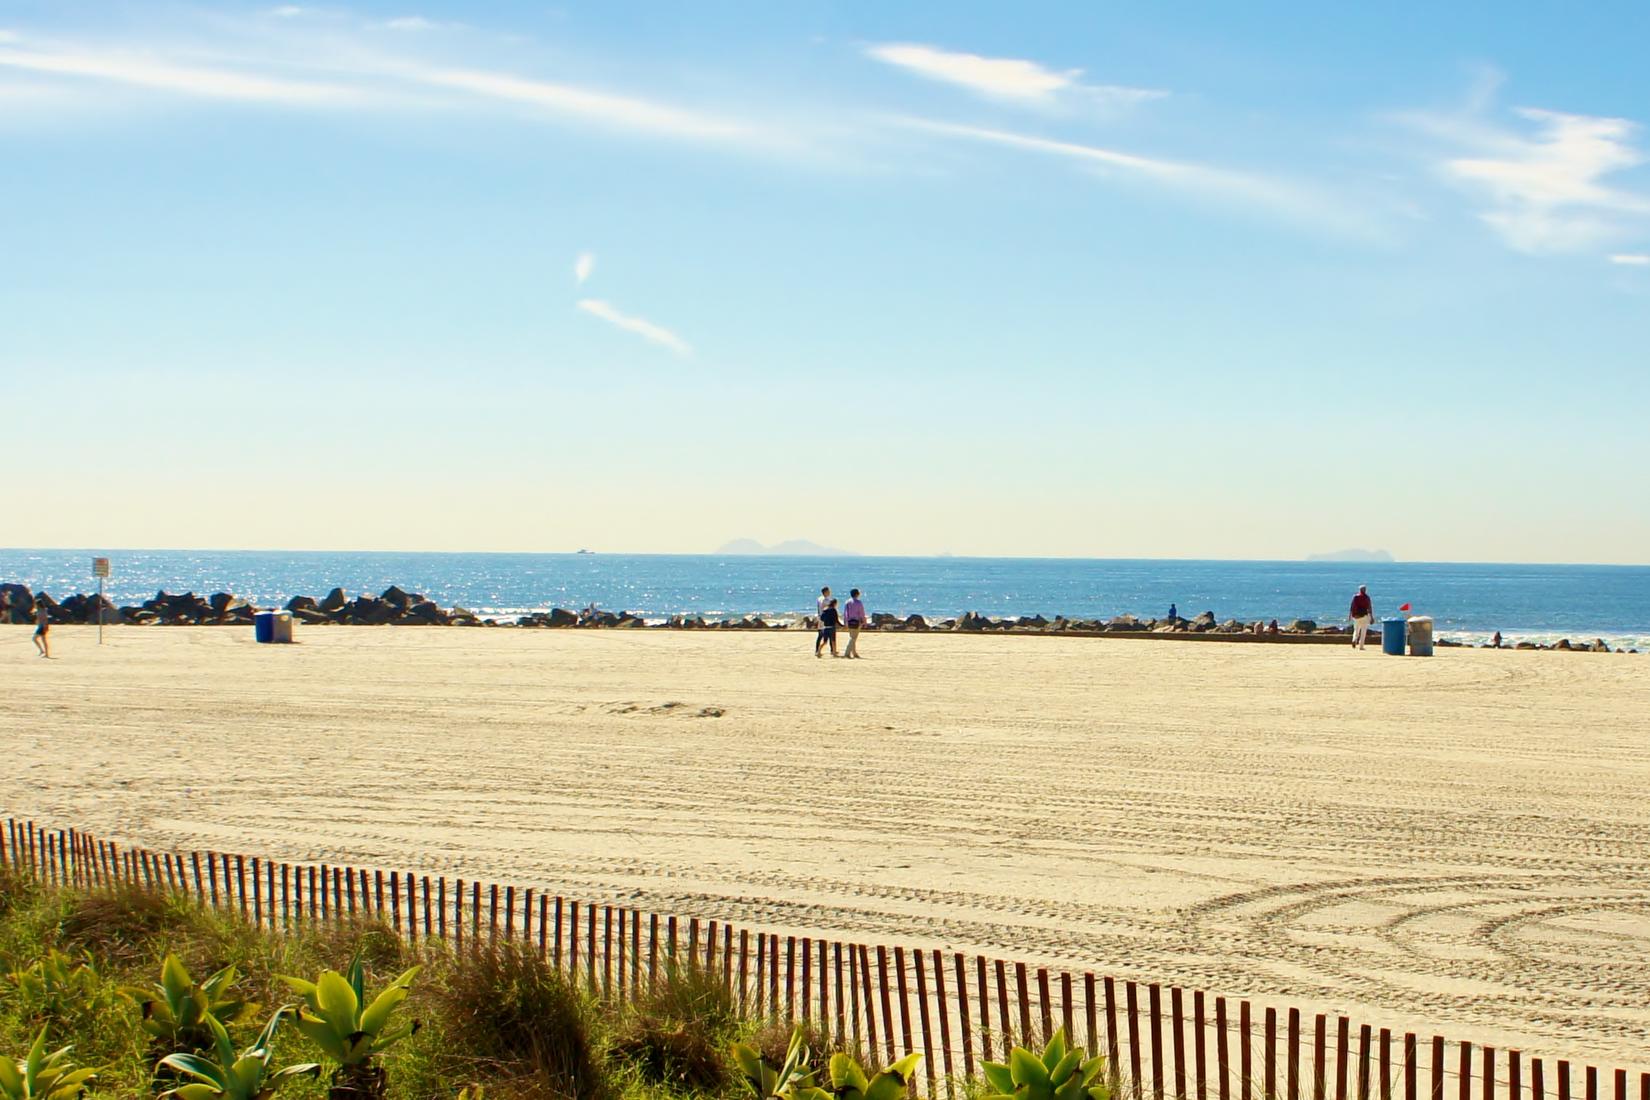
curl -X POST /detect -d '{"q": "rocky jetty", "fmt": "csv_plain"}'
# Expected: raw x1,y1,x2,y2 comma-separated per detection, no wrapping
0,583,1634,652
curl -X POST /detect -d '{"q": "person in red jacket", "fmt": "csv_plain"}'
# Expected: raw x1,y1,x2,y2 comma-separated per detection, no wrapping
1349,585,1374,650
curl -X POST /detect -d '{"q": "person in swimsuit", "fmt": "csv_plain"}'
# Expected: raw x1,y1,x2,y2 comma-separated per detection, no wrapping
816,598,841,658
33,599,50,658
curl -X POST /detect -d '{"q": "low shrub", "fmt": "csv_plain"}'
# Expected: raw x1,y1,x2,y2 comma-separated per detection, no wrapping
746,1019,873,1075
611,960,740,1092
434,940,606,1100
57,884,205,966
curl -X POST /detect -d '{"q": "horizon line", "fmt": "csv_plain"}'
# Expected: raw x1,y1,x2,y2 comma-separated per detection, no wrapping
2,545,1647,570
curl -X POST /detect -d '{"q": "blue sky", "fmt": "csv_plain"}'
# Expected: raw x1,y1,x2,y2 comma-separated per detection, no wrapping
2,2,1647,562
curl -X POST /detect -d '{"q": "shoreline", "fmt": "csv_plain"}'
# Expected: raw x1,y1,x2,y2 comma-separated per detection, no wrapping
2,581,1639,653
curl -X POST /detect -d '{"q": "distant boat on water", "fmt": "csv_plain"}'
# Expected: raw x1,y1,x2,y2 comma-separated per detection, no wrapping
576,549,595,555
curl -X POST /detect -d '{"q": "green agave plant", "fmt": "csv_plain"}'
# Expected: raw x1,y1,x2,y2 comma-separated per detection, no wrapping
789,1048,923,1100
0,1028,97,1099
731,1027,819,1100
124,955,257,1050
10,952,105,1022
732,1028,923,1100
278,956,420,1096
159,1010,320,1100
981,1028,1110,1100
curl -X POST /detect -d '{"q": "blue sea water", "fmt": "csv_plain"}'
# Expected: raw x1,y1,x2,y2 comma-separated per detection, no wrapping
2,548,1646,649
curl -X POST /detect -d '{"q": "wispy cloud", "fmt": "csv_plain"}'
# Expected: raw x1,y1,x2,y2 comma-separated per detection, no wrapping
575,252,595,285
403,65,755,143
899,118,1383,240
577,299,691,356
0,21,781,150
0,38,353,103
1401,96,1650,254
1609,252,1650,265
866,42,1163,110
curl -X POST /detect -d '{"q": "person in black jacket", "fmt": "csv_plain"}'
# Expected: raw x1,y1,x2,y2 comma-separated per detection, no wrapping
815,598,841,658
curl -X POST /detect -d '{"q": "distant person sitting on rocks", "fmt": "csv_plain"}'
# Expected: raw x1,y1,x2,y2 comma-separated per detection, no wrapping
843,589,866,659
33,599,50,658
1167,603,1178,622
1267,619,1280,636
1349,585,1374,650
816,598,841,658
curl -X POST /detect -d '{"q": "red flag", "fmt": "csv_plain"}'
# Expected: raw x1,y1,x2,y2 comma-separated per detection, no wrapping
1399,603,1411,612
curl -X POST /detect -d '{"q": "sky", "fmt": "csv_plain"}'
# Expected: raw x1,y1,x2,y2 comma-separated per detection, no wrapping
2,2,1647,563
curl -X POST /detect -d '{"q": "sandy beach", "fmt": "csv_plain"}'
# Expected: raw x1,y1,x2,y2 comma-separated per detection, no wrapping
5,624,1648,1066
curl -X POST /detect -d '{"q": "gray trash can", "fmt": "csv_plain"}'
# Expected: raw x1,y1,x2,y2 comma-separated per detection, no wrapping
1408,616,1433,657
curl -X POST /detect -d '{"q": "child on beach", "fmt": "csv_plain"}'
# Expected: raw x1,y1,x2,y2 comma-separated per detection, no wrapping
33,600,50,658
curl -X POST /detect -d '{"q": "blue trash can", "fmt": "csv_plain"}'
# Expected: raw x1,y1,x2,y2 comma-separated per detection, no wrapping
254,611,277,644
1381,618,1406,655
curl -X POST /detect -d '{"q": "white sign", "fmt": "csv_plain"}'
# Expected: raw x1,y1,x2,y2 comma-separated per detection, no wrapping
92,557,111,578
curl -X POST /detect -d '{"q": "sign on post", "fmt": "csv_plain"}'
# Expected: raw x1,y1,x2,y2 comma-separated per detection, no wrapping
91,557,111,643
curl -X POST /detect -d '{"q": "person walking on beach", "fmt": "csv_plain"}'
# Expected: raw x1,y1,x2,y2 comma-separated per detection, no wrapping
817,586,831,620
843,589,866,659
32,599,51,658
1349,585,1374,650
816,598,842,658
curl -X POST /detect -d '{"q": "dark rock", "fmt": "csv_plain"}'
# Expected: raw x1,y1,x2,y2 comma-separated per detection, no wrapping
1591,639,1611,653
1553,638,1572,650
381,585,413,609
1192,610,1217,628
955,611,988,632
1,583,35,622
904,614,929,631
287,595,319,613
871,612,901,627
1106,615,1147,633
343,596,394,625
291,607,331,625
546,608,579,628
1515,641,1539,650
320,587,349,613
1286,620,1317,633
405,600,444,624
209,592,249,618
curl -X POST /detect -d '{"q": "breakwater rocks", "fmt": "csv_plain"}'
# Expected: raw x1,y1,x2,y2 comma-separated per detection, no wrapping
0,583,1633,652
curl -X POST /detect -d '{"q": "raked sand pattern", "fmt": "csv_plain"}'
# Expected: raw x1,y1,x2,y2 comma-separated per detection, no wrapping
6,626,1649,1067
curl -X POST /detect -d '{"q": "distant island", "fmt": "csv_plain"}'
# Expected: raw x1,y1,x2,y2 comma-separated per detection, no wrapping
717,538,858,557
1306,548,1395,563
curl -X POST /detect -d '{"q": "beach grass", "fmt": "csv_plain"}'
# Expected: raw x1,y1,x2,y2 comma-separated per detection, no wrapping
0,874,1025,1100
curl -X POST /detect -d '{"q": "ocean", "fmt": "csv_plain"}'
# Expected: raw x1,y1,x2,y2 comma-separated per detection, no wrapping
2,548,1645,649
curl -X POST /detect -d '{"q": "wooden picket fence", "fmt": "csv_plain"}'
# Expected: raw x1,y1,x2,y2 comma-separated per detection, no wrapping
1,818,1643,1100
